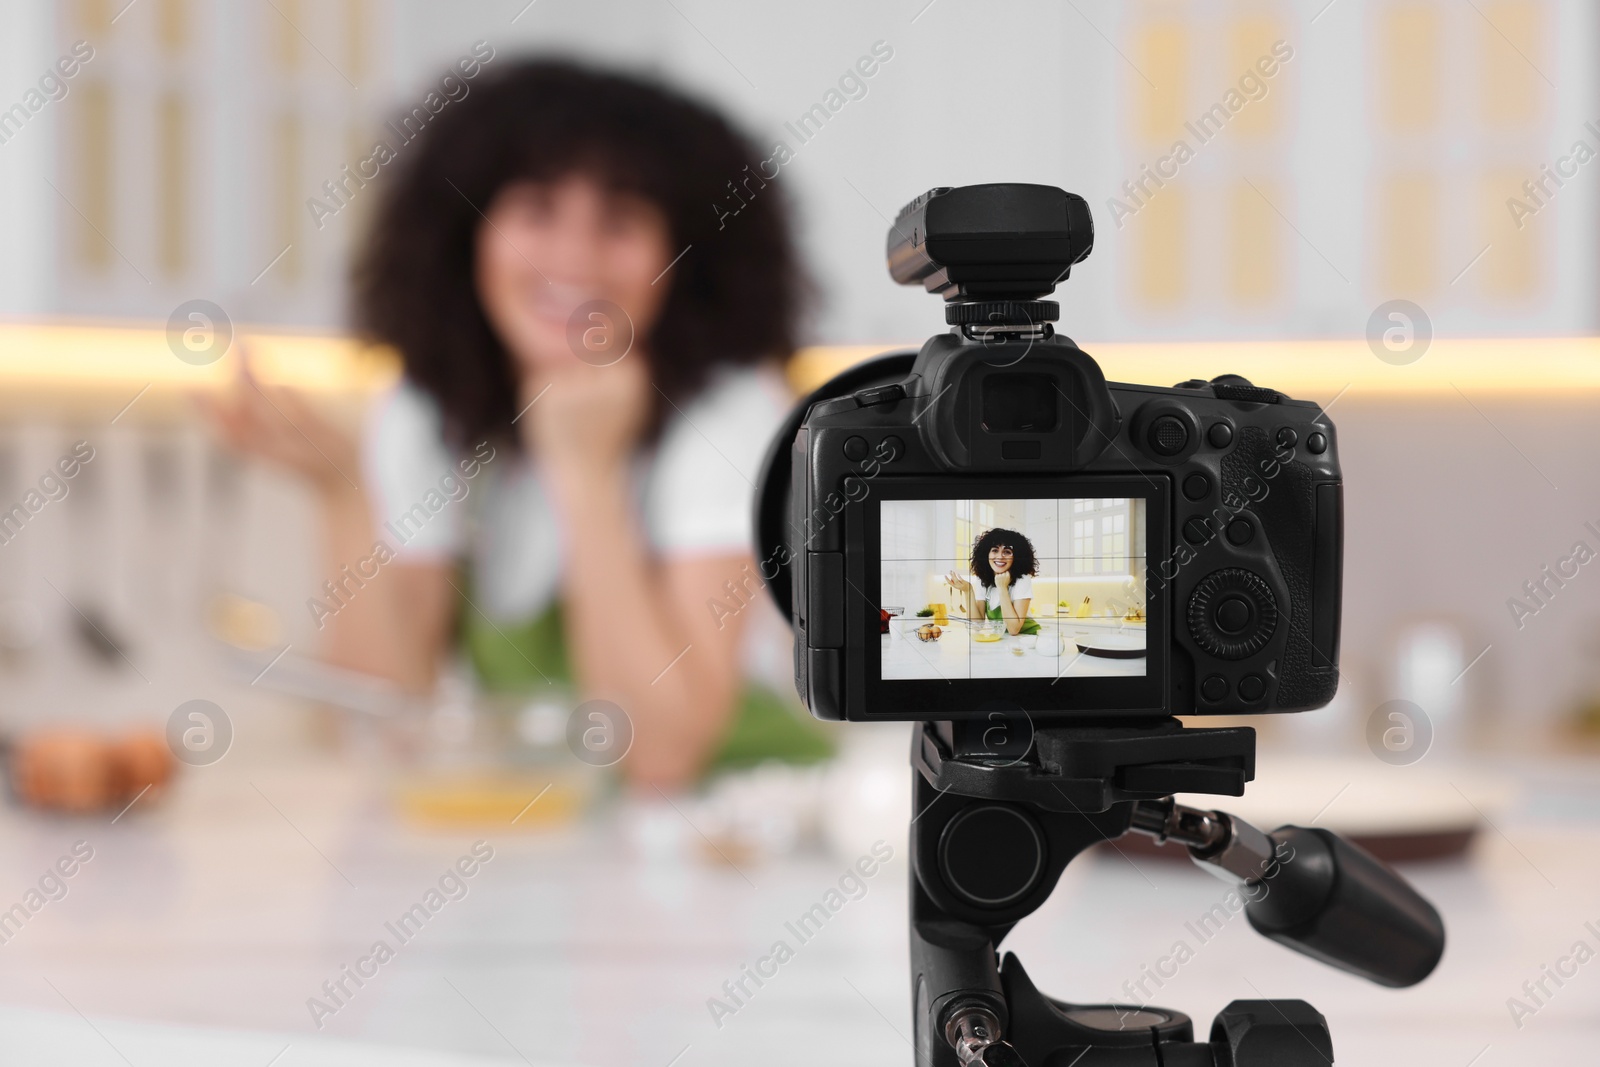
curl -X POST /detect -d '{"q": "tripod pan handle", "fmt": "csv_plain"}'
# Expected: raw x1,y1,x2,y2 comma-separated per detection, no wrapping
1246,826,1445,987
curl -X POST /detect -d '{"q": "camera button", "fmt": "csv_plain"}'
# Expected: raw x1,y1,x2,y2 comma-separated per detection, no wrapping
1201,675,1229,702
1225,518,1254,546
1183,517,1214,545
1238,674,1267,702
1307,431,1327,454
843,435,869,462
1276,427,1298,448
881,435,905,461
1207,422,1234,449
1215,595,1253,634
1149,415,1189,456
1182,473,1210,501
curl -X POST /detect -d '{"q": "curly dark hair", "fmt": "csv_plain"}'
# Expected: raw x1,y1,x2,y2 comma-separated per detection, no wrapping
352,57,806,448
970,527,1039,590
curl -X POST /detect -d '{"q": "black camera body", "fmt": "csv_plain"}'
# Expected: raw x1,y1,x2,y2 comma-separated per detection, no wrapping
755,185,1343,723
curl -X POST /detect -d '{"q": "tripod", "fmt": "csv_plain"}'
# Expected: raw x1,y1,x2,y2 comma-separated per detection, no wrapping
907,718,1445,1067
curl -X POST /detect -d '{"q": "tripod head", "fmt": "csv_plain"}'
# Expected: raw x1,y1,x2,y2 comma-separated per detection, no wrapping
912,719,1445,1067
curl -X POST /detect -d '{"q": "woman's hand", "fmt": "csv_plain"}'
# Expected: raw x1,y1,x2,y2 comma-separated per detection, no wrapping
202,349,362,496
519,357,651,489
204,347,457,693
945,571,971,594
994,570,1012,591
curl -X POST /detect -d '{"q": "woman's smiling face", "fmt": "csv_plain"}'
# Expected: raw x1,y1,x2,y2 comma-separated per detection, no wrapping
475,173,674,378
988,544,1014,574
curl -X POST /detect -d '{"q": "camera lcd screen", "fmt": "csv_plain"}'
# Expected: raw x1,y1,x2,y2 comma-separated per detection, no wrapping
878,497,1148,682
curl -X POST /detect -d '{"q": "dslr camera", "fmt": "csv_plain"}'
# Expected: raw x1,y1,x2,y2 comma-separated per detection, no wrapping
754,186,1439,1067
756,183,1342,725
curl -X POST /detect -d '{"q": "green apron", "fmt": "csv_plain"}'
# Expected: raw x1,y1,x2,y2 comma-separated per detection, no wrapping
460,595,834,774
987,602,1041,635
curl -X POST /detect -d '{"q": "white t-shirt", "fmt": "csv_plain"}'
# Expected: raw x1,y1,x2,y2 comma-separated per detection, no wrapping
972,573,1033,614
363,365,792,622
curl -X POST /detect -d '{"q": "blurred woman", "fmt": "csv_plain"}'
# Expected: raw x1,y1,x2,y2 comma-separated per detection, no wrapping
209,60,828,788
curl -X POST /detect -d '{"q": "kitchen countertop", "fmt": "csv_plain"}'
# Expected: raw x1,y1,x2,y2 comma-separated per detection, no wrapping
2,744,1598,1066
881,617,1147,681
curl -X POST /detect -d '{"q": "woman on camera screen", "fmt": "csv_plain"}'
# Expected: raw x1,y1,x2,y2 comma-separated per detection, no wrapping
209,60,829,788
946,528,1041,637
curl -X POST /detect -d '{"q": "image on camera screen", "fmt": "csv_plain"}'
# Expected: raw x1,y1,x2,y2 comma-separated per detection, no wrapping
879,497,1148,681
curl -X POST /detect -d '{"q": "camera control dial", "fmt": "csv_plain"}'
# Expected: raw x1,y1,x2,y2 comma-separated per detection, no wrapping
1187,569,1279,660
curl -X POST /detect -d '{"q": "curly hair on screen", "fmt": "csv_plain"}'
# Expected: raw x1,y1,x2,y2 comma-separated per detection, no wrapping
352,58,806,447
970,527,1039,590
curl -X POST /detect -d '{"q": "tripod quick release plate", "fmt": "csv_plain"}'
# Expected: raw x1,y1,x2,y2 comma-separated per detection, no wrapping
915,719,1256,814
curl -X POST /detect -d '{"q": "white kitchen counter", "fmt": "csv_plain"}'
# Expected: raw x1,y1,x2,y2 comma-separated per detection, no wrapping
3,741,1598,1066
881,617,1147,680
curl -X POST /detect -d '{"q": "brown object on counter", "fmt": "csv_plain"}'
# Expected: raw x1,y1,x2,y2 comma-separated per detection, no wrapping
11,728,176,813
111,730,176,798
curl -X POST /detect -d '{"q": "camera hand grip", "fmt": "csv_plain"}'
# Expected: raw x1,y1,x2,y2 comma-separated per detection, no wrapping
1246,826,1445,988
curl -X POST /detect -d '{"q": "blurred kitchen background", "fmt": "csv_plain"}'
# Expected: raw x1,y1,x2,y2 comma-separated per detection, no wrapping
0,1,1597,1065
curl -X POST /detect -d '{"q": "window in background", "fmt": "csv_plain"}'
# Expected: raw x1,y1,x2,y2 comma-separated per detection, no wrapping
1228,179,1279,306
1374,5,1440,301
1478,0,1543,129
953,500,994,565
1224,14,1285,309
1227,16,1282,138
1135,185,1187,307
78,0,112,34
1100,507,1128,571
1135,21,1186,143
157,0,187,51
1072,517,1093,571
1475,1,1546,303
156,0,191,279
273,0,302,72
70,82,115,273
1070,499,1130,576
157,92,188,277
345,0,367,84
1130,16,1189,309
340,122,375,235
1380,4,1441,132
48,0,389,314
973,501,994,551
1481,169,1538,300
1377,173,1437,297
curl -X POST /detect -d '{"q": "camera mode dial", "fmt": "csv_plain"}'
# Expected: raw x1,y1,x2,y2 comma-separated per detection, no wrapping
1187,569,1279,660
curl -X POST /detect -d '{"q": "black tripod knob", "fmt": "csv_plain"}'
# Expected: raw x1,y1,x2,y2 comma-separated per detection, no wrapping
1247,826,1445,987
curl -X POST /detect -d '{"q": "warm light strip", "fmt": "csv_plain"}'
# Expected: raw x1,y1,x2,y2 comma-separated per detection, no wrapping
0,320,1594,401
788,338,1600,399
0,320,398,394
